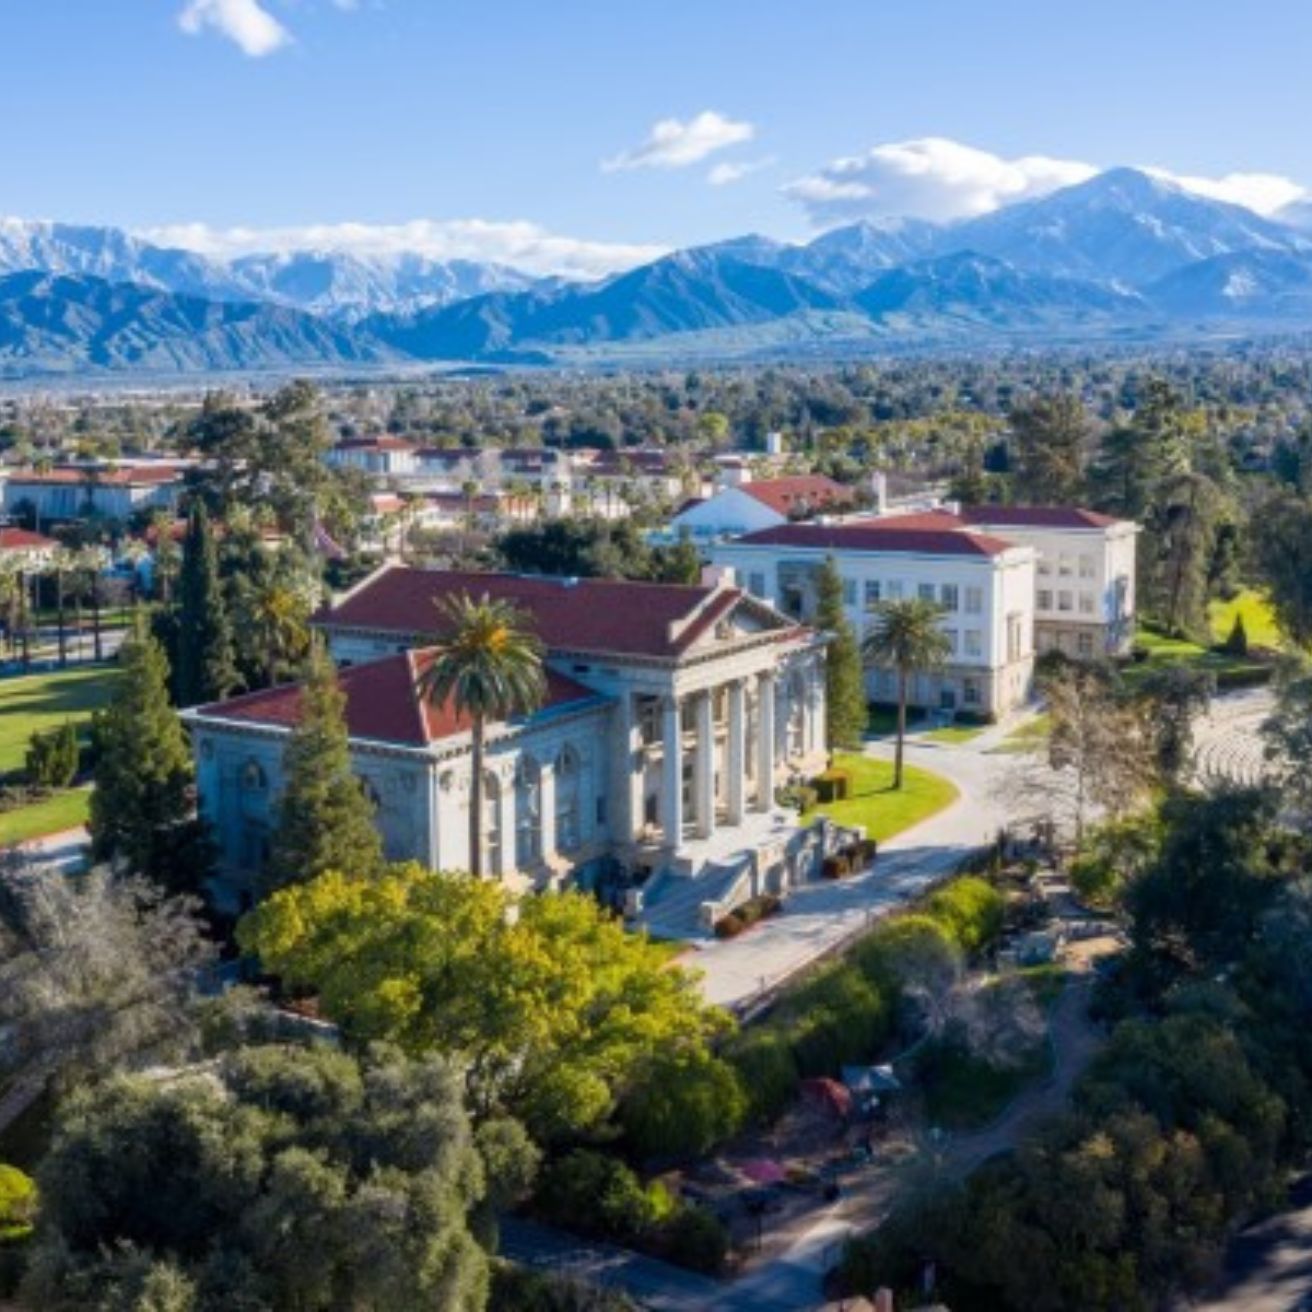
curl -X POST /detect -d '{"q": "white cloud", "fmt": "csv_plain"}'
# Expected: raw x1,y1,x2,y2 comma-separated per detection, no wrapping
177,0,291,57
784,137,1096,226
136,218,667,280
786,136,1312,229
707,156,776,187
603,111,754,172
1143,167,1305,217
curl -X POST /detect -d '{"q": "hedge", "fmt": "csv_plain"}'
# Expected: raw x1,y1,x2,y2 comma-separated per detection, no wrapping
924,876,1006,953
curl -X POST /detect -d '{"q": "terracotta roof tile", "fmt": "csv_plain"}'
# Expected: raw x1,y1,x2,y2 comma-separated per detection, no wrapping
197,651,600,746
315,567,760,660
734,522,1015,558
0,527,57,551
739,475,853,516
958,505,1122,530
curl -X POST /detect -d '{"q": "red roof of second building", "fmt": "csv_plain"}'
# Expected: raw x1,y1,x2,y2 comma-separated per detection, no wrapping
957,505,1121,530
197,651,599,746
315,566,759,659
734,522,1015,557
0,527,57,551
740,475,853,516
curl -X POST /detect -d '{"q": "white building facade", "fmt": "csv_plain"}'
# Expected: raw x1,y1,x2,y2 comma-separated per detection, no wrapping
707,520,1037,719
185,567,835,914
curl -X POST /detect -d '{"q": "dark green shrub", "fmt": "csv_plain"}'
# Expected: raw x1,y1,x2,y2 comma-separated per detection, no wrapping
822,854,850,879
784,964,889,1076
536,1151,659,1245
814,768,852,803
489,1263,638,1311
619,1049,747,1160
661,1205,729,1275
714,913,744,939
724,1027,800,1124
24,723,79,791
924,876,1005,954
1222,613,1248,656
851,914,961,995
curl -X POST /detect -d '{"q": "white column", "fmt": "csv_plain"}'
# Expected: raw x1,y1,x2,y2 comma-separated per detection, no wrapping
620,693,643,844
694,690,715,839
661,695,683,849
497,773,516,877
726,679,746,825
756,671,775,811
539,762,556,861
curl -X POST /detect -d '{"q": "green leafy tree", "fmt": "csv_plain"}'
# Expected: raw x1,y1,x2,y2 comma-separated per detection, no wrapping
1008,392,1091,504
1252,492,1312,649
239,868,731,1141
24,1044,500,1312
90,626,211,893
1137,664,1213,787
417,594,545,879
861,597,950,788
174,502,238,706
264,644,383,890
815,556,867,751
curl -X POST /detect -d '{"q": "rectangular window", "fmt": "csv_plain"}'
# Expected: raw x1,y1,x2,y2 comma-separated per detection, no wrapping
964,630,982,657
1078,592,1095,615
965,586,983,614
1037,590,1053,611
1077,633,1095,658
1037,558,1051,576
842,578,857,607
864,580,882,609
940,584,959,612
963,678,980,706
887,580,904,600
1058,590,1074,613
1079,555,1095,579
748,571,767,598
1058,555,1074,577
918,583,935,602
942,628,958,654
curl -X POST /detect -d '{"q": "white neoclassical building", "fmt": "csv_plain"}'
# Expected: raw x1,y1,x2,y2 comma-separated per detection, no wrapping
184,566,834,918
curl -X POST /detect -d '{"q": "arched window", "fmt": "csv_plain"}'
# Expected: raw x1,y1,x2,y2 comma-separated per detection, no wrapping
515,756,541,868
555,746,581,852
241,759,267,792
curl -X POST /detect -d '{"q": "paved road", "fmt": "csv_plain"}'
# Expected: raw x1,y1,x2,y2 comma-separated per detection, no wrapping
688,721,1027,1010
1183,1175,1312,1311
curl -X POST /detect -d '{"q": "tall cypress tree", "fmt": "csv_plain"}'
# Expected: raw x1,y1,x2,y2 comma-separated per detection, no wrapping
816,556,868,753
175,502,238,707
90,623,212,893
265,643,384,891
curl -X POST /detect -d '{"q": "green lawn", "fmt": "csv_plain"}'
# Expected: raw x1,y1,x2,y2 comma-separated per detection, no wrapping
994,712,1051,755
0,786,92,845
923,723,987,745
804,752,958,843
1124,625,1269,690
0,666,121,775
1207,588,1282,649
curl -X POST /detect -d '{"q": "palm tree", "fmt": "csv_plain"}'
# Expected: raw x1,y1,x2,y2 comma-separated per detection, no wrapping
416,594,546,878
862,597,951,790
250,581,309,688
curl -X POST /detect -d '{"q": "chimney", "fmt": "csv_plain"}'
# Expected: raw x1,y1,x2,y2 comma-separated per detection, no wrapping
870,470,888,516
765,430,785,456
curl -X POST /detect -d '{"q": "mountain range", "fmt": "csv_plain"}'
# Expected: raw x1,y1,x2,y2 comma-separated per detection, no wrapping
6,167,1312,376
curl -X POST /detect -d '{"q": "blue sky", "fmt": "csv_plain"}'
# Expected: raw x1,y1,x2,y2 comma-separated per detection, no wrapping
6,1,1312,275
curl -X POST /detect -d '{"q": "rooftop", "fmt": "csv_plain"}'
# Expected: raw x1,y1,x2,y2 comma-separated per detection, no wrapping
739,475,853,516
315,565,773,660
732,522,1016,558
0,527,57,551
196,650,600,747
957,505,1122,530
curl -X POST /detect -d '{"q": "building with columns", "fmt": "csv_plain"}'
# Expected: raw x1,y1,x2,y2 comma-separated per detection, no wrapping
184,566,834,917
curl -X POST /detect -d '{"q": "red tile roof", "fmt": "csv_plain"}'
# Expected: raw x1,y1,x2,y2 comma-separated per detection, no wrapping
6,465,181,486
733,522,1015,558
861,509,965,531
315,566,764,659
335,437,417,452
0,527,57,551
958,505,1121,530
740,475,853,516
197,650,599,746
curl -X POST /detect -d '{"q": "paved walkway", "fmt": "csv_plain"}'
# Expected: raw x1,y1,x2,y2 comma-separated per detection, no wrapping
11,824,90,873
686,721,1027,1010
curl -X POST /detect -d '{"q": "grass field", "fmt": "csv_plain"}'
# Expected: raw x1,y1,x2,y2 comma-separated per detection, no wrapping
1207,588,1282,648
0,665,121,775
804,751,959,843
0,786,92,845
1125,626,1269,690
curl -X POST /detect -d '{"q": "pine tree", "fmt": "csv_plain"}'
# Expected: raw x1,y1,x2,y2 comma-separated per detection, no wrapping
175,502,238,706
265,643,384,890
816,557,868,753
1223,612,1249,656
90,624,212,893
